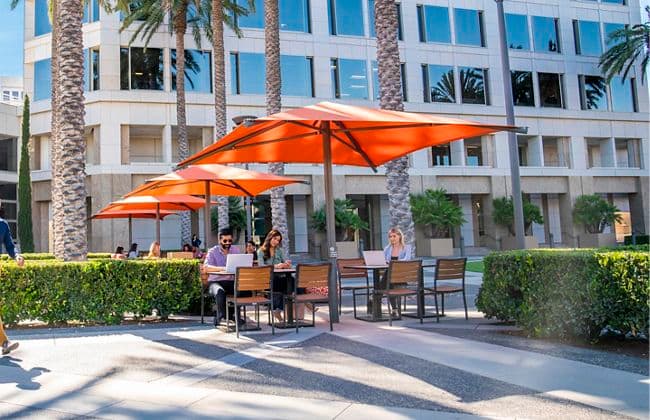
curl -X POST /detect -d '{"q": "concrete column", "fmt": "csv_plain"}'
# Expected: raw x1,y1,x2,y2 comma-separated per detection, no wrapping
547,193,562,244
529,193,545,243
458,194,475,247
493,132,510,169
570,137,588,170
201,126,213,148
99,123,122,165
450,139,465,166
119,125,129,165
162,124,172,163
163,48,171,92
292,195,308,253
601,138,616,167
379,196,390,248
630,177,649,234
528,136,543,167
411,149,429,169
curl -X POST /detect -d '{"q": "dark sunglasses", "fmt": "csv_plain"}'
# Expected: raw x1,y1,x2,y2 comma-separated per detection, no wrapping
221,239,233,244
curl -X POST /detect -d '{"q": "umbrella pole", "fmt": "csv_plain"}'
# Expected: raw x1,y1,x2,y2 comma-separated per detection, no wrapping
156,204,161,245
322,123,340,323
203,180,211,252
128,216,132,247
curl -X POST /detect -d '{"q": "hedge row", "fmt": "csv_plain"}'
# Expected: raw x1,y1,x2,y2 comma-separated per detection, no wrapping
476,249,649,340
0,253,112,261
0,259,200,325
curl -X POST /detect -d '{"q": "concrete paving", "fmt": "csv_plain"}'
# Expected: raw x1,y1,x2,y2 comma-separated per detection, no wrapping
0,269,647,419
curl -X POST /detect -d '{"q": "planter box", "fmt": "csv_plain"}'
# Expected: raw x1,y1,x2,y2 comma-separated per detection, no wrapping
580,233,617,248
501,235,538,250
416,238,454,257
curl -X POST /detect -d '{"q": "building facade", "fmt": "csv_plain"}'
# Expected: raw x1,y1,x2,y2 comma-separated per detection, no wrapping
0,77,25,106
0,102,19,242
23,0,649,253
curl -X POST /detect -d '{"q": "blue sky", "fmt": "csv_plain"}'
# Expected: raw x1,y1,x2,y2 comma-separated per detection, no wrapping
0,0,648,78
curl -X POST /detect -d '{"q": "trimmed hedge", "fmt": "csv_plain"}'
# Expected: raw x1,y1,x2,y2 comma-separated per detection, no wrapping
0,253,112,261
476,249,649,340
0,259,200,325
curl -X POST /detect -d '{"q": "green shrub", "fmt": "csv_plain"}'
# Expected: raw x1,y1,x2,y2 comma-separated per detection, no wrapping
0,252,112,261
572,194,621,234
492,196,544,235
311,199,369,241
0,259,200,325
410,188,466,238
476,249,649,340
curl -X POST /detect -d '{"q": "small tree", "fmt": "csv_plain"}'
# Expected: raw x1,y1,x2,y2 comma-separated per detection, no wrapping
493,196,544,236
311,199,369,241
17,95,34,252
409,189,466,238
573,194,622,234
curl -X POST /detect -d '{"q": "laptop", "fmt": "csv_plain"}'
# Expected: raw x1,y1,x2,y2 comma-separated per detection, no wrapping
224,254,254,274
363,250,386,266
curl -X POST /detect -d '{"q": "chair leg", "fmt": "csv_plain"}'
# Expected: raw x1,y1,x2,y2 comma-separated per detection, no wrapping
235,302,239,338
225,302,230,331
338,279,342,315
270,303,275,335
256,305,260,329
462,290,468,320
434,293,440,323
441,294,445,316
295,301,300,334
201,291,205,324
387,295,393,327
419,292,424,324
352,290,357,318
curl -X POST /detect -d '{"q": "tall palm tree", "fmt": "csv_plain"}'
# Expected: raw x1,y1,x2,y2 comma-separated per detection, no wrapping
599,6,650,84
264,0,290,255
374,0,415,250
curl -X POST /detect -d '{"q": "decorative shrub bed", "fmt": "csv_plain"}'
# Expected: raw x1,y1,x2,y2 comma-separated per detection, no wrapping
476,249,649,341
0,253,112,261
0,259,200,325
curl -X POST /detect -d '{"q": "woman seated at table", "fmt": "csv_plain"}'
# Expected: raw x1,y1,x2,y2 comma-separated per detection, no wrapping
382,227,414,313
111,246,126,260
257,229,292,321
145,241,161,259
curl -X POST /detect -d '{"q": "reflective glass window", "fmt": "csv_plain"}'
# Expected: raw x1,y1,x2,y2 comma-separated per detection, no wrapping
532,16,560,53
604,23,625,50
92,0,100,22
331,58,368,99
281,55,313,97
580,75,608,110
371,61,406,101
91,49,100,90
280,0,310,32
120,47,164,90
459,67,487,104
454,9,484,47
574,20,602,56
505,13,530,50
0,138,17,172
431,145,451,166
236,0,264,28
602,0,625,4
369,1,402,40
417,5,450,43
610,77,636,112
35,0,52,36
423,64,455,103
230,52,265,94
172,49,212,93
34,58,52,101
120,48,129,90
538,73,563,108
511,71,534,106
328,0,364,36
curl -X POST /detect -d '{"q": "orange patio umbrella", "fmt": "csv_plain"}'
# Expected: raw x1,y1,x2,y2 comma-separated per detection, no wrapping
125,164,306,249
178,101,524,320
91,208,178,246
100,195,208,245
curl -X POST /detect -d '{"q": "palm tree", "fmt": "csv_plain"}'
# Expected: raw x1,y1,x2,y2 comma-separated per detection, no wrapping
264,0,290,255
374,0,415,250
599,6,650,84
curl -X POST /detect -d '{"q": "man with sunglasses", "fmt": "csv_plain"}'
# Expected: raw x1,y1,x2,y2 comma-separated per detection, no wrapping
204,228,244,326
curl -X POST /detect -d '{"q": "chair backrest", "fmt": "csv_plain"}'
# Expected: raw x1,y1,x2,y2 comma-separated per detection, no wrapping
387,260,421,286
336,258,368,280
435,258,467,286
167,251,195,259
235,265,274,292
296,263,331,291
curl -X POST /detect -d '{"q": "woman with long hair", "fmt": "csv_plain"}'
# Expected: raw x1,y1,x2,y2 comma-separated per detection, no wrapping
146,241,161,259
257,229,292,321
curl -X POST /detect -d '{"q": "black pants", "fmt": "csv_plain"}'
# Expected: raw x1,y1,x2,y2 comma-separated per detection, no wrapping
209,281,248,320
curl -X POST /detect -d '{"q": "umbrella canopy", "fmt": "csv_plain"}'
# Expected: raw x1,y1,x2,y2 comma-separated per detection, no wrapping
91,208,178,247
178,102,523,321
124,164,306,250
178,101,522,169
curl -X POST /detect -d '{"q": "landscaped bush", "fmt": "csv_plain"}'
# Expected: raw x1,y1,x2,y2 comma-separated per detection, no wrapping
0,252,112,261
476,249,649,341
0,259,200,325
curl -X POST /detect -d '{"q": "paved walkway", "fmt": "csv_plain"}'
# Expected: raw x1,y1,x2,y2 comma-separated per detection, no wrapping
1,271,647,419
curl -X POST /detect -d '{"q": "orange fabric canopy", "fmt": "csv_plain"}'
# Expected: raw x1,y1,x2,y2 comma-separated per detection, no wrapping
101,195,208,212
91,209,177,220
179,101,521,168
126,164,306,197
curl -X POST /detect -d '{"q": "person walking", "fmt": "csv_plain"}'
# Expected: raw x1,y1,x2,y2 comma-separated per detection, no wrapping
0,205,22,355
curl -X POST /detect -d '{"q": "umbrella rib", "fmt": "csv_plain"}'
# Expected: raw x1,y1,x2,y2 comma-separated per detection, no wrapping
227,131,319,151
331,122,436,133
229,180,254,197
332,121,378,171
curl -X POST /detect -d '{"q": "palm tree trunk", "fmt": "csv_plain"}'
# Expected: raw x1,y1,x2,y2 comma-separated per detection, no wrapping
265,0,289,255
174,2,192,246
51,0,63,257
57,0,87,260
211,0,229,235
375,0,415,250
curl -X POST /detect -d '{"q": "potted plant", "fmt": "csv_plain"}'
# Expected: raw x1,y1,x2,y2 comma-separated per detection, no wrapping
311,199,369,258
572,194,621,247
409,189,466,256
492,196,543,249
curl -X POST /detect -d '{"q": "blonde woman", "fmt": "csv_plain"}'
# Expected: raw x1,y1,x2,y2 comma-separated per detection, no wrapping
146,241,161,259
383,227,414,262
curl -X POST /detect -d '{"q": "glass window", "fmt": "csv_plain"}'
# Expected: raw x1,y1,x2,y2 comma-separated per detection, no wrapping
538,73,563,108
82,49,100,92
328,0,364,36
331,58,368,99
371,61,407,101
465,137,483,166
236,0,264,29
431,145,451,166
574,20,602,56
610,77,636,112
369,1,402,40
120,47,164,90
230,52,265,94
532,16,560,53
34,58,52,101
0,138,17,171
511,71,534,106
172,49,212,93
92,0,100,22
422,64,455,103
417,5,451,43
604,23,625,50
579,75,608,110
454,9,484,47
602,0,625,4
459,67,487,104
280,0,310,32
35,0,52,36
506,14,530,50
281,55,314,97
1,91,9,101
